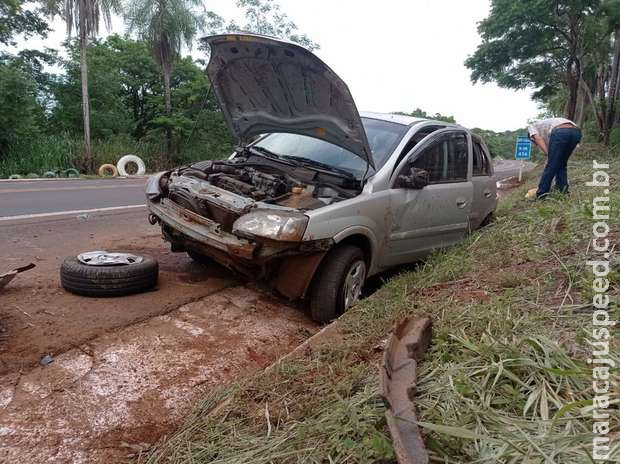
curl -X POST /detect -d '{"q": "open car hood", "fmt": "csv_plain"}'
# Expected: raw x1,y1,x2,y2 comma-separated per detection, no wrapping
203,33,374,168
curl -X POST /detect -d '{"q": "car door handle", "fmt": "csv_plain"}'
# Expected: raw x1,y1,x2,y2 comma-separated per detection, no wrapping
484,190,492,198
456,199,468,208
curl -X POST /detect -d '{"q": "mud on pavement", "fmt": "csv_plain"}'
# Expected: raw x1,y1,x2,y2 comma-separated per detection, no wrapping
0,210,317,462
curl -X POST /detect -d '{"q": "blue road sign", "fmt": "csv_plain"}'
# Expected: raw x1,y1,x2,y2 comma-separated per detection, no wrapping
515,136,532,160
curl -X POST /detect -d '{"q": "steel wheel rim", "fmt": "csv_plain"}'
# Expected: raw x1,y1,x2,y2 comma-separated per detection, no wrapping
343,260,366,310
78,251,144,266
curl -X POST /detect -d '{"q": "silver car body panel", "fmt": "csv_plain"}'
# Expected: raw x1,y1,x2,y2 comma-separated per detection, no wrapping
469,135,497,228
148,111,496,293
204,33,374,168
148,113,497,279
301,120,496,276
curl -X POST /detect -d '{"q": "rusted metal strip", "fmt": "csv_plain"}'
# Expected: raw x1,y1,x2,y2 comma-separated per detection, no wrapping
380,317,432,464
150,199,256,259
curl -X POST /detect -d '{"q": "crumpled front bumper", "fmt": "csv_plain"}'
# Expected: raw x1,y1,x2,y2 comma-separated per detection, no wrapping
148,196,334,299
148,198,256,260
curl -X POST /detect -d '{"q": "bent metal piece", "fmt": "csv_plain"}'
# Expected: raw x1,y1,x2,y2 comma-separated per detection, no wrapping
380,317,432,464
0,263,36,290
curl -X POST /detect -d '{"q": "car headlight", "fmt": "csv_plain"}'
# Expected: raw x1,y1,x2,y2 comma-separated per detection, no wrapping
145,171,169,201
233,210,309,242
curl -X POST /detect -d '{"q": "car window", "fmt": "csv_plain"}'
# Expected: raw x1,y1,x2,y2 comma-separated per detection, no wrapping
252,117,408,179
473,141,490,176
394,125,444,169
405,132,468,183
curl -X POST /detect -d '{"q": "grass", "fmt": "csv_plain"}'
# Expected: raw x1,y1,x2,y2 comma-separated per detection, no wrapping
0,132,233,178
139,144,619,463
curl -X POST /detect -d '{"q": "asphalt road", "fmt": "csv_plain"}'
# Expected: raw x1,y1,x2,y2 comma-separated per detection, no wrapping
493,159,536,180
0,159,535,220
0,178,147,219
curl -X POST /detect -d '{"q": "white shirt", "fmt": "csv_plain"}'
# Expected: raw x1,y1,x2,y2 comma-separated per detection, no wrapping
527,118,577,145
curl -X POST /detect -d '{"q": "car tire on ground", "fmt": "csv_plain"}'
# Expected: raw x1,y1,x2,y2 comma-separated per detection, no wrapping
480,212,495,228
60,255,158,297
187,250,212,265
308,244,367,323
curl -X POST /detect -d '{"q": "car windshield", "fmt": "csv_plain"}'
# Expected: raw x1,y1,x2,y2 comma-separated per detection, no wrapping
252,118,408,179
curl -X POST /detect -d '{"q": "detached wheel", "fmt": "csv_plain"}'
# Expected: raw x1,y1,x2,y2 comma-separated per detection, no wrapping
308,245,367,323
61,251,158,297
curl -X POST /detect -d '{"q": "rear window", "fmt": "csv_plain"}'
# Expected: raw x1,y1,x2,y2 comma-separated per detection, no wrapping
473,141,491,176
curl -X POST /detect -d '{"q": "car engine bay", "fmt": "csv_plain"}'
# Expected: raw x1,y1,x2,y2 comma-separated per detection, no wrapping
170,157,360,212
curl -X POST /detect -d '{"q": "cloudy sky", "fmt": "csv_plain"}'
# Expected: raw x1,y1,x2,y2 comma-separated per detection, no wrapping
18,0,540,131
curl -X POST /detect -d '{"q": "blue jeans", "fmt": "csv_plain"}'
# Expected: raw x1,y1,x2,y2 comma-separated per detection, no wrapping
537,127,582,198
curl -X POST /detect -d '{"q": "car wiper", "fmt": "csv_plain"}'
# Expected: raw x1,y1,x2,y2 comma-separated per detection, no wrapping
248,146,284,160
280,155,357,180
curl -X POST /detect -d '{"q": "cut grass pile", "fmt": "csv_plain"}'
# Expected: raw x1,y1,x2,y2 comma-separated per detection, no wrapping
141,145,619,463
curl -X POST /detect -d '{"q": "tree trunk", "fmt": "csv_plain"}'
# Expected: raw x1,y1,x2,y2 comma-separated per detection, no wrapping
575,77,586,127
566,59,579,121
163,69,172,164
79,11,92,172
603,30,620,145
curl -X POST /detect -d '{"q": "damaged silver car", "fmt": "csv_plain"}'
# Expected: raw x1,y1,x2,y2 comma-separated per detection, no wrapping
146,33,497,322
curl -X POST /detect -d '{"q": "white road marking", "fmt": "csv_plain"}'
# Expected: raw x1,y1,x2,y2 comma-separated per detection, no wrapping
0,176,148,183
0,184,144,194
0,204,147,222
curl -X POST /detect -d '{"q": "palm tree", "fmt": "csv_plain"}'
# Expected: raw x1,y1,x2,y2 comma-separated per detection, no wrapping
125,0,204,161
55,0,121,170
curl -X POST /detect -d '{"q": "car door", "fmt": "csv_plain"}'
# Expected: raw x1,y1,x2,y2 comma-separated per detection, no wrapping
382,129,473,267
470,137,496,228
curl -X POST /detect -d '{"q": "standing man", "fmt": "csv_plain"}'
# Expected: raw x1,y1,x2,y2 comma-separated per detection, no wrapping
528,117,582,198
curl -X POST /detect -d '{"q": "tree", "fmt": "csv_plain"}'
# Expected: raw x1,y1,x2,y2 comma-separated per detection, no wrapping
465,0,601,122
51,0,121,171
593,0,620,144
125,0,205,161
227,0,319,50
0,0,49,46
0,60,43,156
396,108,456,124
52,36,133,138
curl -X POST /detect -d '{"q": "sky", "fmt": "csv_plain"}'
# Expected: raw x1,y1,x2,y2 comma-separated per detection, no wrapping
15,0,540,131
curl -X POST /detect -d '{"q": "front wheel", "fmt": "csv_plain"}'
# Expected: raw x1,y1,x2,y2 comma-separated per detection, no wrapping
308,245,367,323
187,250,212,265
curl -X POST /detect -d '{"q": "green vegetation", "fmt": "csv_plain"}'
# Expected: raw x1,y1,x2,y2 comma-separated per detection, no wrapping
471,127,525,158
396,108,456,124
125,0,206,163
2,0,618,178
49,0,122,169
0,0,316,178
466,0,620,145
140,145,618,463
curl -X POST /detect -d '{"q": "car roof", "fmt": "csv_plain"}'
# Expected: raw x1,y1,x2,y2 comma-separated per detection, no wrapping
360,111,425,126
360,111,462,130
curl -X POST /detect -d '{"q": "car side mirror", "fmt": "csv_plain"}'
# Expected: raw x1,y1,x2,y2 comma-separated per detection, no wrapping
395,167,429,189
